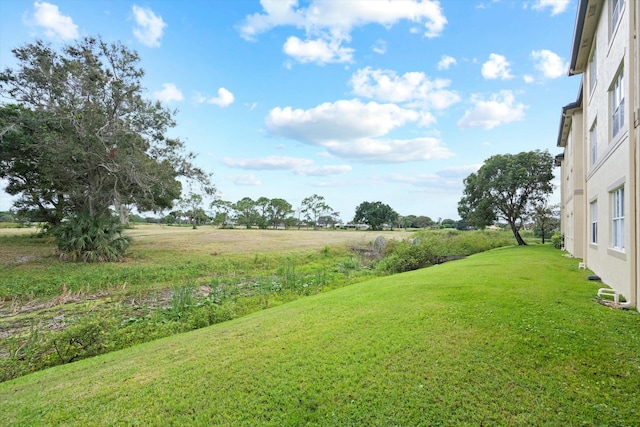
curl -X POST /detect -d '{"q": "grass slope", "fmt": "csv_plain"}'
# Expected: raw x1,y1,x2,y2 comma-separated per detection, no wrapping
1,245,639,426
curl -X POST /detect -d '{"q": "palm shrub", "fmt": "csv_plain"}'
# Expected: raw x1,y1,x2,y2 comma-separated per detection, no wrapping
52,214,131,262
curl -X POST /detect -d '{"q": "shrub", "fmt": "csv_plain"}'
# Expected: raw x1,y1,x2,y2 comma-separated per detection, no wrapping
376,230,513,274
551,232,564,249
49,315,117,365
51,214,131,262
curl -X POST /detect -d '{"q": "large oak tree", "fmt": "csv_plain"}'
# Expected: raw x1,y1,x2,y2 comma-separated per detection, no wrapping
353,201,399,231
0,37,213,226
0,37,213,260
458,150,554,245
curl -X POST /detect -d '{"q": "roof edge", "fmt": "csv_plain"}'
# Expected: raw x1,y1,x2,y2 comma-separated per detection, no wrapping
568,0,589,75
557,81,584,147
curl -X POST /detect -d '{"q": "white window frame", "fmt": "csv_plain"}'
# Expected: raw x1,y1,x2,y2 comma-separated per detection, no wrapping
611,187,624,250
590,201,598,244
590,120,597,165
610,68,624,138
611,0,624,35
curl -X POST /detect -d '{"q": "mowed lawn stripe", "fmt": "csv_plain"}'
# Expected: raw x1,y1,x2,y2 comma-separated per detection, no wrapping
1,245,639,426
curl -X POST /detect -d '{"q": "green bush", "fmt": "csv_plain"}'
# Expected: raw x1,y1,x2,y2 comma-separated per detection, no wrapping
49,315,117,364
51,214,131,262
0,326,48,382
376,240,436,274
376,230,513,274
551,232,564,249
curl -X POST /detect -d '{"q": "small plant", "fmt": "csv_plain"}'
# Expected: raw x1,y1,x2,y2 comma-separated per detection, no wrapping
165,286,196,320
551,232,564,249
50,315,115,365
0,325,46,382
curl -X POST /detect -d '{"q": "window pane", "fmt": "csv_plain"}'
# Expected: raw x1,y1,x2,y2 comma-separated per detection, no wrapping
611,188,625,250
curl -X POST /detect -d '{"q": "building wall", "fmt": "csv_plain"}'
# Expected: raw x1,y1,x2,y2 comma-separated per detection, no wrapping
581,0,634,301
569,112,585,258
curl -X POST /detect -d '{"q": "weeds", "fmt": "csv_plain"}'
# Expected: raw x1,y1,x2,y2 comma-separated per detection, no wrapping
376,229,513,274
0,246,372,381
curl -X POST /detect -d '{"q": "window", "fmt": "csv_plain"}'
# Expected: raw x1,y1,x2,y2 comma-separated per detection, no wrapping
590,201,598,244
589,46,597,91
611,69,624,138
611,0,624,34
611,187,624,250
590,120,597,165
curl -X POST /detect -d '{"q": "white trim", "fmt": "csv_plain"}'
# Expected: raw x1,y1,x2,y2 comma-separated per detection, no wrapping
611,186,625,251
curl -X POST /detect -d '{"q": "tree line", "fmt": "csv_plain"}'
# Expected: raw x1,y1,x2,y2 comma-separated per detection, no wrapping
163,193,466,233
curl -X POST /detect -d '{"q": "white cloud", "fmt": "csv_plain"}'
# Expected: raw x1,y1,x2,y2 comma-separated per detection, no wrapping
229,173,261,186
457,90,527,130
481,53,513,80
385,172,460,191
531,49,567,79
523,74,535,84
223,156,351,176
153,83,183,103
223,156,313,170
418,112,437,127
197,88,235,107
240,0,447,40
324,137,453,163
240,0,446,64
350,67,460,110
437,55,457,70
283,36,354,64
132,5,166,48
436,164,481,179
297,165,352,176
372,40,386,55
382,165,480,193
267,99,419,142
531,0,570,16
266,99,453,163
32,2,78,40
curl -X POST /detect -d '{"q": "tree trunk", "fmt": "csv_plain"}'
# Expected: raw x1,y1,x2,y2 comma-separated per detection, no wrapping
113,192,130,226
508,221,527,246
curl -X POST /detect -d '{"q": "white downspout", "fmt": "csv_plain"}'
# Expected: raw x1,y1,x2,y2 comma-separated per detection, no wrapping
632,0,640,312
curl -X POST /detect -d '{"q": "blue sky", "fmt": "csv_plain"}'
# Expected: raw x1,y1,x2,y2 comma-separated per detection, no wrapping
0,0,580,222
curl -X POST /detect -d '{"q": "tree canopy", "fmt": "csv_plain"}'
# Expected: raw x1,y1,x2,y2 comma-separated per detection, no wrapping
457,150,554,245
0,37,213,260
300,194,332,228
353,201,399,231
0,37,213,227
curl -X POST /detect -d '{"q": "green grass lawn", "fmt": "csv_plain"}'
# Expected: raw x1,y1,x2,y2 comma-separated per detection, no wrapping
1,244,638,426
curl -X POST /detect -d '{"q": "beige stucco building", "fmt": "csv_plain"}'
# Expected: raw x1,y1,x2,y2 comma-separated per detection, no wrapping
557,0,639,310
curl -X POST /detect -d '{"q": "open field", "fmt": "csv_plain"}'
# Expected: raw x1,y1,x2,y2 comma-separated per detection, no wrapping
0,224,406,262
0,225,406,300
1,225,416,380
126,224,406,254
1,245,638,425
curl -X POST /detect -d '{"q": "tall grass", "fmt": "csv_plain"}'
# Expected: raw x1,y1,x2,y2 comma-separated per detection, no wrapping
0,246,376,381
377,229,513,273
